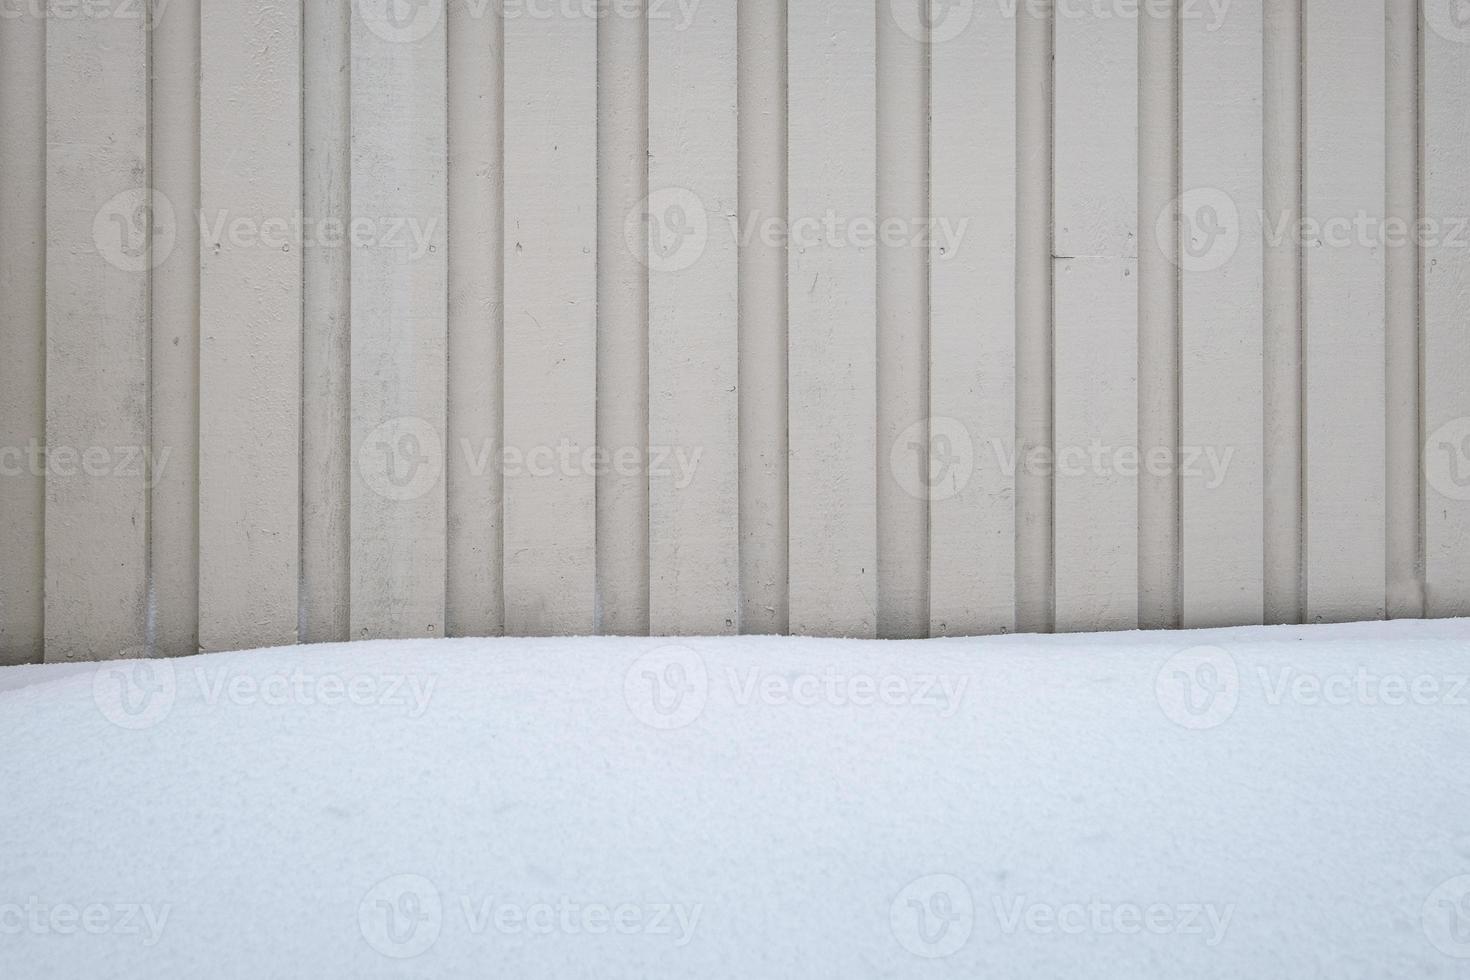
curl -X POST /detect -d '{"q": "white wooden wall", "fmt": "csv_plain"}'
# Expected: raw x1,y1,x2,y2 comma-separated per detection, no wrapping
2,0,1468,662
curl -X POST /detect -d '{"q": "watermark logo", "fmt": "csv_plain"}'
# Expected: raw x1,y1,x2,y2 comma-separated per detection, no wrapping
357,0,442,43
93,188,176,273
891,417,975,502
624,646,707,730
630,187,709,273
1423,875,1470,958
727,667,969,715
358,417,444,502
891,0,976,44
1426,417,1470,502
360,874,443,959
994,897,1233,945
0,0,173,23
0,899,171,946
1162,187,1240,273
1156,645,1239,730
1426,0,1470,43
93,654,176,730
891,874,974,959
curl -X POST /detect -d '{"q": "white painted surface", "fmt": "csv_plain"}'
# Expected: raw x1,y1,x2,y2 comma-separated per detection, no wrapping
350,0,449,640
876,0,928,640
1424,1,1470,618
1303,0,1387,623
44,7,151,662
1053,5,1139,632
1137,0,1179,631
1180,0,1265,628
151,0,200,658
787,0,878,638
648,0,740,635
11,0,1470,659
929,0,1016,637
502,6,598,635
598,0,649,636
1262,0,1304,627
446,0,504,638
199,0,302,652
0,8,46,665
302,0,353,644
736,0,788,636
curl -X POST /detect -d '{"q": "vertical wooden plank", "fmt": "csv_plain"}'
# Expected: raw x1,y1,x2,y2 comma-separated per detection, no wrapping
1263,0,1303,624
1137,1,1179,630
502,4,597,634
45,5,151,661
446,0,504,637
788,0,878,638
737,0,788,634
1052,2,1139,632
199,0,303,652
1423,0,1470,617
599,0,649,636
928,0,1016,636
351,0,449,639
1015,0,1054,634
0,6,46,665
303,0,353,643
648,0,739,634
1180,0,1266,627
876,0,928,638
1303,0,1386,623
152,0,200,657
1386,0,1422,618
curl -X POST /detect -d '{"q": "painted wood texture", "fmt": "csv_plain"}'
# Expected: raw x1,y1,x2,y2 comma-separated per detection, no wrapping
0,8,46,665
350,0,449,639
44,6,151,661
929,0,1016,636
1180,0,1265,628
787,0,878,638
1053,3,1139,632
199,0,303,652
502,5,598,635
1303,0,1387,623
1423,0,1470,618
8,0,1467,660
648,0,740,634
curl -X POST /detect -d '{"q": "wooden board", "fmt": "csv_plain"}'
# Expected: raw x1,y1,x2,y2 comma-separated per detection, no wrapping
446,0,505,637
199,0,302,652
44,8,151,661
1015,1,1053,634
928,0,1016,636
0,8,46,665
788,0,878,638
648,0,740,634
502,6,598,634
302,0,353,643
876,0,928,638
737,0,788,634
1302,0,1386,623
1423,0,1470,617
1137,2,1178,630
350,0,449,638
152,0,201,657
1262,0,1303,624
1053,4,1139,632
598,0,650,635
1180,0,1265,627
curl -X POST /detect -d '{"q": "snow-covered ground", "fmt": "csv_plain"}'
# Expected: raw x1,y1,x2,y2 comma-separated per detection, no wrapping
2,620,1470,978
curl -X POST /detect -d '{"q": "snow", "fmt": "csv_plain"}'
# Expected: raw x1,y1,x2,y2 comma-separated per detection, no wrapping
3,620,1470,978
